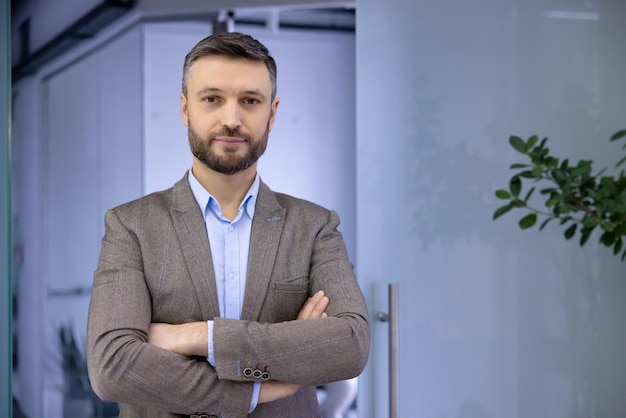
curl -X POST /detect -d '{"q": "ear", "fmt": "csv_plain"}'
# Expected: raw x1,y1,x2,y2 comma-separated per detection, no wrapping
268,97,280,131
180,92,189,126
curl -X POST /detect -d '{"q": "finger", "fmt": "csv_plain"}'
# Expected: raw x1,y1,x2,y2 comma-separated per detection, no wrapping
309,296,329,319
296,290,325,320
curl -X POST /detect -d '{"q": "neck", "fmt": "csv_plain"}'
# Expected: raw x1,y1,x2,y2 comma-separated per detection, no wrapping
191,158,257,220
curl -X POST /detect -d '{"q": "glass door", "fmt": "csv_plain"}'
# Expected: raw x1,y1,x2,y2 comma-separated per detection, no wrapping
356,0,626,417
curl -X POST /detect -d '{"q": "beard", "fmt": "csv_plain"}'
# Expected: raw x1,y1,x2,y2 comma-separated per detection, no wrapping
188,120,269,175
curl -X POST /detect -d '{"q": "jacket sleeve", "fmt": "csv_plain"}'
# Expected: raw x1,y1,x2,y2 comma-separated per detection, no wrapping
212,209,370,386
87,208,253,418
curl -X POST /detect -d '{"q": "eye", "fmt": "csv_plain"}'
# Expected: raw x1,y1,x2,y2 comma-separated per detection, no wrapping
243,98,259,105
203,96,218,103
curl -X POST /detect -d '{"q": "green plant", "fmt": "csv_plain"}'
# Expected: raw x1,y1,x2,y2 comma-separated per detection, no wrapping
56,322,119,416
57,322,91,397
493,129,626,259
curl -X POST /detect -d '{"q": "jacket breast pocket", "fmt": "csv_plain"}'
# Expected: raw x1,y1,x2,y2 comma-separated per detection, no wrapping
269,279,309,322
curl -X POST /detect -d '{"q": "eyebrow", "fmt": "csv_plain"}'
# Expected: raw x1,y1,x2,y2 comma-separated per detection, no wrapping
195,86,267,100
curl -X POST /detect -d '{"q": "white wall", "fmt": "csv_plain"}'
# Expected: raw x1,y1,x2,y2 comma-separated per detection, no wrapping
356,0,626,417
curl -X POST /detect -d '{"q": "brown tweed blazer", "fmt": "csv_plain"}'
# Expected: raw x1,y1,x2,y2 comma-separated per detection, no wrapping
86,173,370,418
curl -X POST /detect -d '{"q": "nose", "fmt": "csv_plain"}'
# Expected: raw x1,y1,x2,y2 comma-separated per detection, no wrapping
220,101,242,130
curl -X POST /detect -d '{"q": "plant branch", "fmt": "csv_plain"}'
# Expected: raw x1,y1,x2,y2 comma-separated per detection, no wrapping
493,131,626,260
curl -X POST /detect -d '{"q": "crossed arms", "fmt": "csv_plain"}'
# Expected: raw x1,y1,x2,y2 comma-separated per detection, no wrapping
147,290,331,404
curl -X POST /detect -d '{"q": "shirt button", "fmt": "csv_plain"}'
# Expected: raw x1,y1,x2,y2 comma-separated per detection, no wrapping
228,225,234,232
228,273,234,280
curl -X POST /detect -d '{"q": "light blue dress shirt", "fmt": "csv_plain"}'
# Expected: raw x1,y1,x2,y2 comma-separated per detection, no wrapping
188,170,261,412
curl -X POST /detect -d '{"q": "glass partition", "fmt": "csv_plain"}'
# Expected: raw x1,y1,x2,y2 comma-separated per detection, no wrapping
1,0,13,416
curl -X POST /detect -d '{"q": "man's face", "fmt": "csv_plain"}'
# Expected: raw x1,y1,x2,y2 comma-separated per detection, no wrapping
180,55,279,175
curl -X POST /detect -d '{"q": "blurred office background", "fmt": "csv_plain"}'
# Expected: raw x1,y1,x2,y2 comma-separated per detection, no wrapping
3,0,626,417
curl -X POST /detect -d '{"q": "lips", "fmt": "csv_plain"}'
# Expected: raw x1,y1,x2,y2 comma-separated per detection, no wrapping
213,136,247,144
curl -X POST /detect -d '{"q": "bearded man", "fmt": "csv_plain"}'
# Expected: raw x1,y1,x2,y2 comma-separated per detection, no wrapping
86,31,370,418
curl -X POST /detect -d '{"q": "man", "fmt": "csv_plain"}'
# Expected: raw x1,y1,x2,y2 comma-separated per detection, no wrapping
86,31,370,418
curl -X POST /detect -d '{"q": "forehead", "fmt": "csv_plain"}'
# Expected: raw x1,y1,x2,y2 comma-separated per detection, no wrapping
187,55,272,94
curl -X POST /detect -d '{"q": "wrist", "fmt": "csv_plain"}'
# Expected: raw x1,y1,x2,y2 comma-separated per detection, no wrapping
180,322,208,357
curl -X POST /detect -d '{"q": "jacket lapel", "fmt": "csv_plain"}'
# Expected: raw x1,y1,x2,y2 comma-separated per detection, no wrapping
170,173,220,320
240,181,286,321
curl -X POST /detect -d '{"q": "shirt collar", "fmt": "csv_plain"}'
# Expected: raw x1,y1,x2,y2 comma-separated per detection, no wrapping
188,169,259,221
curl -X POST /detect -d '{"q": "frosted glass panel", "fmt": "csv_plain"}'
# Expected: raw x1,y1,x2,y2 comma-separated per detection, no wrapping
1,0,12,415
42,27,142,417
356,1,626,417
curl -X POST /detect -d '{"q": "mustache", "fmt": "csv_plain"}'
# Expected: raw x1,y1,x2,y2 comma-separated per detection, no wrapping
211,127,252,141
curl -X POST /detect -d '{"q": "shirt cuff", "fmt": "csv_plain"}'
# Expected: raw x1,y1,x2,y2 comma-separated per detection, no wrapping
249,381,261,413
206,320,215,365
208,320,259,413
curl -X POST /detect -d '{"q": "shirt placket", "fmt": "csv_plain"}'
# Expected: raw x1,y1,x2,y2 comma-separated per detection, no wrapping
223,222,241,319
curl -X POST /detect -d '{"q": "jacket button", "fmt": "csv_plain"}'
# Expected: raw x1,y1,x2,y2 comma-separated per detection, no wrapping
252,369,263,379
243,367,253,378
261,371,271,381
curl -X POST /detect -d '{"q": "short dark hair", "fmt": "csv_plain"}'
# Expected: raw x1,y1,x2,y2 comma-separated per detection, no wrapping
182,32,277,99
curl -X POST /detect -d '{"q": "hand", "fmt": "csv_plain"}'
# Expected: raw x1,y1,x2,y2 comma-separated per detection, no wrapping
258,380,301,404
148,322,208,357
256,290,329,404
297,290,330,320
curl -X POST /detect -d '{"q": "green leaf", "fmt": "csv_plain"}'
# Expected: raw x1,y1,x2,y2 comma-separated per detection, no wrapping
614,222,626,237
615,155,626,169
523,187,535,203
495,190,511,199
580,229,591,246
600,220,616,232
540,187,557,195
510,176,522,197
545,194,562,207
585,188,597,199
539,137,548,148
493,204,514,220
526,135,539,151
600,231,616,247
510,163,529,169
519,213,537,229
564,223,577,240
509,136,527,154
582,216,598,228
558,203,574,214
539,217,552,231
519,170,535,178
552,169,567,183
610,129,626,141
570,165,592,177
545,157,558,168
531,166,544,177
613,238,623,255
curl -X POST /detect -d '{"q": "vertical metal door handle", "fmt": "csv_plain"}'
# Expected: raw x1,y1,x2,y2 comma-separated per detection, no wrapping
376,283,399,418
